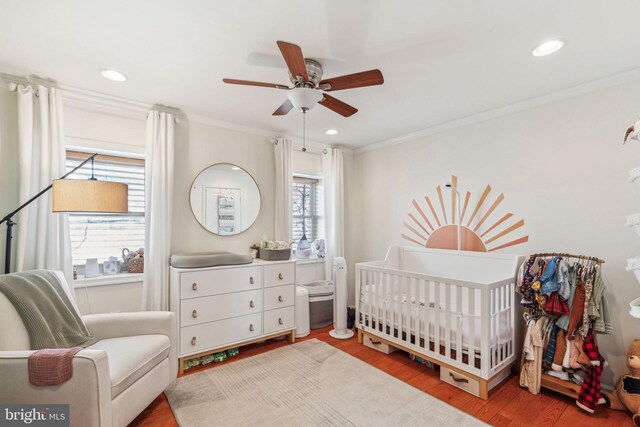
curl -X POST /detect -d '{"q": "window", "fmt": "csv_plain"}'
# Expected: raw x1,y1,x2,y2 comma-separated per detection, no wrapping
292,176,322,244
66,151,145,265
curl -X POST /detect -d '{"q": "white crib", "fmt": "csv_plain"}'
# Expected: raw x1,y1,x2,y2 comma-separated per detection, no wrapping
355,246,524,399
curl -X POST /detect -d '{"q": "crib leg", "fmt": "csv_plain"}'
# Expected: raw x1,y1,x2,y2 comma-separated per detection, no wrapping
357,328,363,344
479,379,489,400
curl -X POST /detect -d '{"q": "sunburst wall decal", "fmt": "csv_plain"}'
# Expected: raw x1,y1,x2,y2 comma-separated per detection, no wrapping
401,175,529,252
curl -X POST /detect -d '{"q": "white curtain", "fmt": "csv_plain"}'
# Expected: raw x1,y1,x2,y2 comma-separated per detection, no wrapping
322,147,345,279
274,137,292,242
142,111,175,311
13,84,73,283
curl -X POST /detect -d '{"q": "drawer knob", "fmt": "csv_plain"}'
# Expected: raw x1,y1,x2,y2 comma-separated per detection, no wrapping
278,273,284,280
278,318,283,325
278,295,283,302
449,372,469,384
191,336,197,346
192,310,198,318
250,300,255,308
250,276,254,285
249,324,254,332
192,282,198,291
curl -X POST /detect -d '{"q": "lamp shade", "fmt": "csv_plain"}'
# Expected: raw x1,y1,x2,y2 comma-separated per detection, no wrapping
52,179,128,213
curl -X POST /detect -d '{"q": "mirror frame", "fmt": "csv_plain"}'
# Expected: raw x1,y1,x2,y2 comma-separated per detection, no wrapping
189,163,262,236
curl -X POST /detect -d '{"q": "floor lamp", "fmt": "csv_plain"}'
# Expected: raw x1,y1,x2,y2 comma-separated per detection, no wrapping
0,153,129,274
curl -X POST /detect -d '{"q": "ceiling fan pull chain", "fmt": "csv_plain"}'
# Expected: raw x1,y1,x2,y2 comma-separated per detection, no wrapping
302,109,307,152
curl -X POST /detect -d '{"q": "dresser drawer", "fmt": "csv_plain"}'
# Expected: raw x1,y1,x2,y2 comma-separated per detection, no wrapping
180,313,262,355
263,262,294,287
264,306,295,335
264,284,295,311
180,289,262,326
180,266,262,299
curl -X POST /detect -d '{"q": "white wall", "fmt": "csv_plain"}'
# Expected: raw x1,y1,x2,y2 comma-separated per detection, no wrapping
171,120,274,255
351,79,640,387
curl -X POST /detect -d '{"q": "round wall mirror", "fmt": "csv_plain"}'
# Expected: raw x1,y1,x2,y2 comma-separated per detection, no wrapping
190,163,261,235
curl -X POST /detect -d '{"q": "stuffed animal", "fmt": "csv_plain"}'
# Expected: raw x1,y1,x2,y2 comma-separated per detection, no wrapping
606,339,640,426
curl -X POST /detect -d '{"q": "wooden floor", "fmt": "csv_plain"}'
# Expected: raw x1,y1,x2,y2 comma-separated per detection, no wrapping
131,326,633,427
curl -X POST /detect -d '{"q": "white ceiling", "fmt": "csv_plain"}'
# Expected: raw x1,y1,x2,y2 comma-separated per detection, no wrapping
2,0,640,148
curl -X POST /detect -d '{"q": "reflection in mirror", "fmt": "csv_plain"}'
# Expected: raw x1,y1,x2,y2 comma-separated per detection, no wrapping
190,163,261,235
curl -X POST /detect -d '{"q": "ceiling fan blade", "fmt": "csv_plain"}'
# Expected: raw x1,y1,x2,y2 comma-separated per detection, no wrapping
273,100,294,116
276,41,309,82
319,69,384,92
319,94,358,117
223,78,289,89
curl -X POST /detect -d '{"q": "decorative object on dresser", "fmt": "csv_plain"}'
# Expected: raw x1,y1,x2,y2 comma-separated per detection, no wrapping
189,163,261,236
258,239,292,261
355,246,524,400
170,258,296,374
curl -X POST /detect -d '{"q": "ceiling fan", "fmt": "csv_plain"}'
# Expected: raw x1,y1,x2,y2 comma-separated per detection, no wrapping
223,41,384,117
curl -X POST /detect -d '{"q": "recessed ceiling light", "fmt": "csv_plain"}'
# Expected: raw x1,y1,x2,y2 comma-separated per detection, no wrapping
231,166,240,170
325,129,338,135
532,40,564,57
100,69,127,82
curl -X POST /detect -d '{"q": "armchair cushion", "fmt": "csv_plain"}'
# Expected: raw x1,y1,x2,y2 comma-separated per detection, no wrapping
87,335,171,399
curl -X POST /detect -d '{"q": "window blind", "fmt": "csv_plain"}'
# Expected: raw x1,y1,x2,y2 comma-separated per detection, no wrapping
292,176,323,244
66,152,145,265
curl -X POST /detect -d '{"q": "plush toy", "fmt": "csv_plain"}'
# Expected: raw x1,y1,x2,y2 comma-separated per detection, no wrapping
606,339,640,426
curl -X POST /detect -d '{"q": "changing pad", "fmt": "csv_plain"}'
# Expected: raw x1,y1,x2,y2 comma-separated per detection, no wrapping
169,252,253,268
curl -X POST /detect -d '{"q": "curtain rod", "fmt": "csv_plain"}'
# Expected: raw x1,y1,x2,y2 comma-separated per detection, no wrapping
271,139,328,155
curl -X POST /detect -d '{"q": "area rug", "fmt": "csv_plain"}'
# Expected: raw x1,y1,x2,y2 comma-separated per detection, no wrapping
165,339,487,426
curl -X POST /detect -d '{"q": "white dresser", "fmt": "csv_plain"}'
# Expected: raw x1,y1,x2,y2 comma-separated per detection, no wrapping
170,259,296,373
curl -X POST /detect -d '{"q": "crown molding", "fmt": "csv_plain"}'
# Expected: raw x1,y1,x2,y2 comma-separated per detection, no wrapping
356,66,640,153
0,73,282,138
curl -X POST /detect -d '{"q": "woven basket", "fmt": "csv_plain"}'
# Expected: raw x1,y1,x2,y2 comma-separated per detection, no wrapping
122,248,144,273
259,248,291,261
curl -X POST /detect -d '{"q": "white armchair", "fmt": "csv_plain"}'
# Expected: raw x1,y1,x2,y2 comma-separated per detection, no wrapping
0,271,177,427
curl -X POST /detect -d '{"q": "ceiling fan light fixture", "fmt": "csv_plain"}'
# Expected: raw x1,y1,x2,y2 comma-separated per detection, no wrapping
286,87,323,112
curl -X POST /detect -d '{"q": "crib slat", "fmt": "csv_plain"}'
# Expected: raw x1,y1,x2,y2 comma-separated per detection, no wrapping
433,281,440,356
467,288,474,368
444,283,451,359
375,270,381,331
490,288,495,369
424,279,431,352
456,284,462,363
367,270,373,329
383,272,389,336
394,273,400,338
398,276,409,341
415,277,421,347
364,269,369,329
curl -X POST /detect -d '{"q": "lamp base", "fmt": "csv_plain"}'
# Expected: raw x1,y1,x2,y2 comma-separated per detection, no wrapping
329,329,355,340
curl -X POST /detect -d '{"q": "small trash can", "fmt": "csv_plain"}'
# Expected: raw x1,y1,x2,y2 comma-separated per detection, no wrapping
295,286,310,338
300,280,334,329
